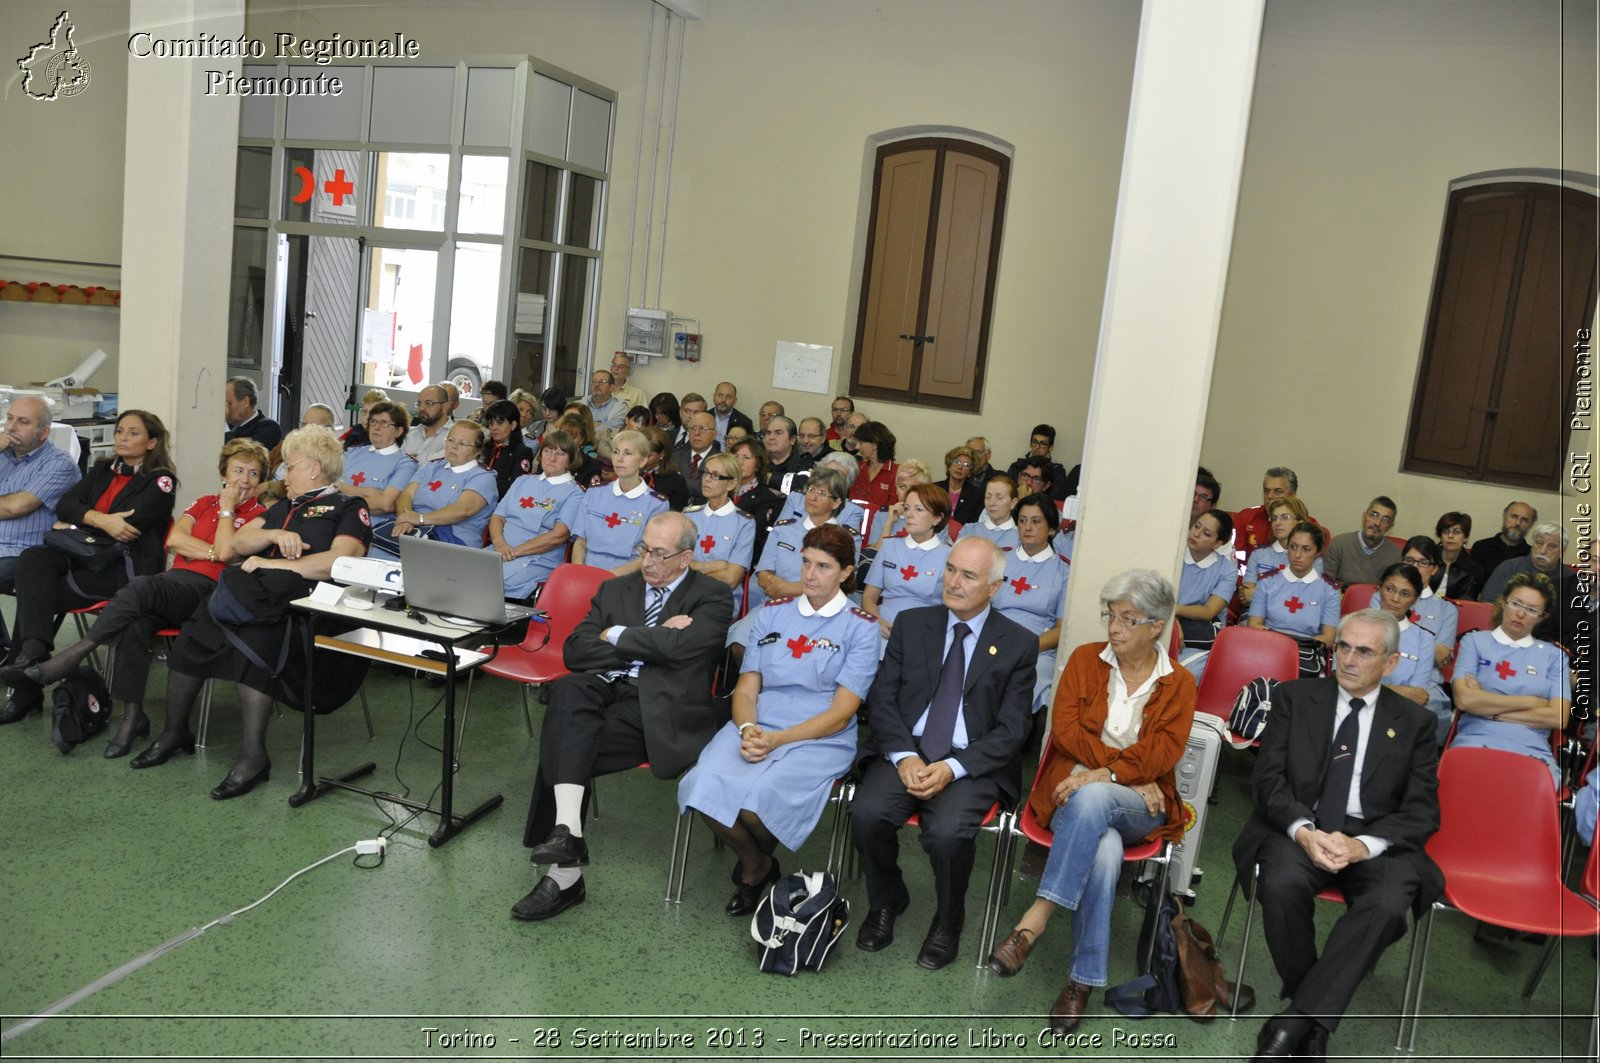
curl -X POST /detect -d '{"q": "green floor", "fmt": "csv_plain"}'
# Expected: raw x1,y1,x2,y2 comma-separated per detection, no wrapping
1,643,1595,1062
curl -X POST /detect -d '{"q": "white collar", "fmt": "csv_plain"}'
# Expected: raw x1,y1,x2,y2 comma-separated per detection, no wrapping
611,479,649,499
1338,685,1383,710
1418,585,1434,600
540,472,574,486
1281,568,1320,585
707,498,737,516
802,514,839,531
1491,626,1535,649
797,589,848,617
1015,543,1053,563
1269,540,1288,555
448,459,480,474
1185,548,1220,569
980,513,1016,531
372,443,400,456
903,533,941,552
1397,617,1412,632
1097,642,1174,683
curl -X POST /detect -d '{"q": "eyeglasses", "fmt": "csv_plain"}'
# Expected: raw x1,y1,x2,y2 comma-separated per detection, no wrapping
1504,600,1547,618
1402,555,1434,567
282,458,316,475
702,472,735,481
804,485,836,498
417,399,445,408
1101,610,1160,629
951,460,973,470
1365,510,1396,527
1334,640,1383,660
1029,438,1051,448
367,419,396,429
1019,473,1044,483
633,544,690,564
1193,491,1215,505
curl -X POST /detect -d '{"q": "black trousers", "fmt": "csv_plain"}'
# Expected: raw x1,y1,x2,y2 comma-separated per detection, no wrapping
85,570,215,701
848,756,1001,925
12,544,132,657
1254,830,1424,1031
522,673,648,847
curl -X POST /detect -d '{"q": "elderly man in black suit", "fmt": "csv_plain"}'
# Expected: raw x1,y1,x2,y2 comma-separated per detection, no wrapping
673,410,721,505
514,511,732,921
1234,608,1443,1061
850,536,1037,970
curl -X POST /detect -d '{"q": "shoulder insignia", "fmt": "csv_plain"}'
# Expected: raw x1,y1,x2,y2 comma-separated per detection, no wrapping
683,504,705,513
849,606,878,622
764,596,796,607
156,474,175,494
1320,574,1341,589
1001,545,1014,553
845,525,860,537
732,508,754,520
648,489,668,502
773,518,797,527
1058,555,1071,565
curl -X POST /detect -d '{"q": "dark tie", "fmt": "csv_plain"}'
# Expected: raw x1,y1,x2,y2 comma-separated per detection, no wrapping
606,587,666,682
1315,697,1364,833
689,453,702,479
920,622,971,762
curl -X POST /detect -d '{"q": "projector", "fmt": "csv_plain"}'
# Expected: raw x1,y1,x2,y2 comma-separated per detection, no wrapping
331,556,404,595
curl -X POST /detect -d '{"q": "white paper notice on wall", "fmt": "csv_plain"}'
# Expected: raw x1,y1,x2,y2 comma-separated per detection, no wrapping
772,341,834,395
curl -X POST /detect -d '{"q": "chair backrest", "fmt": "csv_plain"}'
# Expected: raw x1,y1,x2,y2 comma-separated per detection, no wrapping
1385,535,1407,551
1583,831,1600,903
1429,746,1563,892
1193,625,1300,721
1447,598,1494,637
1340,583,1378,617
527,563,613,652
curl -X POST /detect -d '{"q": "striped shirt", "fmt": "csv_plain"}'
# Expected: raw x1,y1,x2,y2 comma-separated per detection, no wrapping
0,440,81,557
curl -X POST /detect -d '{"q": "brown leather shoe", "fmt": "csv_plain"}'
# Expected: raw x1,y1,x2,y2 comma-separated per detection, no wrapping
987,928,1036,977
1048,979,1091,1036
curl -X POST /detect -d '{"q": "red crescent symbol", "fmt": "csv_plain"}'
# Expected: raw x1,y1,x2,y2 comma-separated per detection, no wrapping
291,166,314,204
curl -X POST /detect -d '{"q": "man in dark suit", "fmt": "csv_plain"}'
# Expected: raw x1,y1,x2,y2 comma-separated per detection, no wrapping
850,536,1037,969
1233,608,1443,1061
711,381,754,440
223,376,283,450
513,511,732,921
672,411,721,504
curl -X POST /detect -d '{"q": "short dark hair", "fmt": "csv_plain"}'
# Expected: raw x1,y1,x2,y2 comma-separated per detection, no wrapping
802,523,859,594
1370,495,1398,515
1020,461,1053,486
226,376,258,407
649,392,681,428
1289,521,1326,552
1435,510,1473,539
539,387,567,413
1197,507,1234,542
1378,563,1424,597
1030,424,1056,445
832,395,855,413
1012,492,1060,533
483,399,521,426
1196,469,1221,506
852,421,896,461
480,380,509,403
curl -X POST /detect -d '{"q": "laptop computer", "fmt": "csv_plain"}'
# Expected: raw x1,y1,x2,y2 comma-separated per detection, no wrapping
397,535,536,626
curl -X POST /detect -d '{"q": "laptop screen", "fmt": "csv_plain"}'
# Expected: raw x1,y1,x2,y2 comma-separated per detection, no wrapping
397,536,513,625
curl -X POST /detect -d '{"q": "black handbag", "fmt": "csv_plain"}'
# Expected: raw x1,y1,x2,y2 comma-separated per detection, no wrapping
44,526,125,571
50,664,112,754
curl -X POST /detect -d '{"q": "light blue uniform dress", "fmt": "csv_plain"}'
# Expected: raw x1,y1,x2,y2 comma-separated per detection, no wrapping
494,471,583,597
1245,541,1322,587
958,514,1020,553
1054,526,1075,562
782,491,865,536
864,532,950,655
686,500,756,616
1248,568,1340,678
678,591,879,850
1367,586,1459,662
1387,617,1451,744
1177,548,1239,683
729,515,851,647
1450,628,1572,788
995,543,1071,711
344,444,418,540
370,458,498,560
575,479,669,571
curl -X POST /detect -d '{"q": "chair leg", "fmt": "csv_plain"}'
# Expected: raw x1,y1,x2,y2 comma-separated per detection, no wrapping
1229,866,1259,1020
824,781,854,878
519,685,534,737
1142,842,1174,975
1523,935,1561,999
976,812,1016,968
666,809,694,903
1394,911,1426,1050
1399,906,1440,1053
359,686,374,739
194,679,214,749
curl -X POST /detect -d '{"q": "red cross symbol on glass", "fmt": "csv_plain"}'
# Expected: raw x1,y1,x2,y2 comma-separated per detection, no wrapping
1495,660,1518,681
323,168,354,206
900,564,919,582
350,472,366,486
1010,576,1033,595
427,480,443,493
787,635,815,658
519,497,535,508
1284,595,1304,613
604,512,622,528
699,534,716,555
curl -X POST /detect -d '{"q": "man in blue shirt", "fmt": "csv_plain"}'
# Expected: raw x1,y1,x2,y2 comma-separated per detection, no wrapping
585,370,626,434
0,395,82,588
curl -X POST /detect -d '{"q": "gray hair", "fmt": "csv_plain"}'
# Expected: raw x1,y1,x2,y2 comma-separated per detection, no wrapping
1264,466,1298,493
1339,608,1400,656
814,450,857,477
649,510,697,553
806,465,853,510
768,416,796,437
1099,568,1176,624
1528,520,1567,548
226,376,259,407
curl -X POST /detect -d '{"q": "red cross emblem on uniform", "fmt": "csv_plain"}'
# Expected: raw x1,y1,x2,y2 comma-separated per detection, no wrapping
1495,659,1517,681
1408,610,1421,624
604,512,622,528
427,480,443,492
520,497,535,508
900,564,919,582
787,635,815,658
1010,576,1033,595
350,472,366,486
699,534,716,554
1284,595,1304,613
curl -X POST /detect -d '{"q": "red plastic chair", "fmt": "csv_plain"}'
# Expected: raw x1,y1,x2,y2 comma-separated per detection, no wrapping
1446,598,1493,637
1217,867,1349,1021
464,563,612,735
1193,626,1300,746
1339,583,1378,617
1395,747,1600,1051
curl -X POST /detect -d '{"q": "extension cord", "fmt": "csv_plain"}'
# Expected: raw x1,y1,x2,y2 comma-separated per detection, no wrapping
355,838,387,856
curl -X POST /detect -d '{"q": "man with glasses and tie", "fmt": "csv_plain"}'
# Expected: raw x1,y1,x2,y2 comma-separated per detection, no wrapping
1234,608,1442,1061
1321,496,1403,589
514,511,733,921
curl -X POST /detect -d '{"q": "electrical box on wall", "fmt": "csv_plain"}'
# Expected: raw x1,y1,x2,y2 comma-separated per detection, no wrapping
673,331,702,361
624,308,671,361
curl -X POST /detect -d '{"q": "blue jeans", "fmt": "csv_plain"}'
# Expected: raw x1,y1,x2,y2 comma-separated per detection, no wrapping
1036,781,1163,986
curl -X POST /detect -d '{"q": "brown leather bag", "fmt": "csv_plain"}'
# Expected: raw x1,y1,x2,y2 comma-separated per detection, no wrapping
1172,904,1255,1022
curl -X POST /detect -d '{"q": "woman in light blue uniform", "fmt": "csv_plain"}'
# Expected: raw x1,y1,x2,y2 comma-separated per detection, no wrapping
373,421,497,559
995,493,1071,711
1247,522,1339,678
959,474,1020,552
686,452,756,616
862,482,950,652
338,400,416,540
1240,496,1319,610
867,459,934,546
1450,572,1571,789
744,464,854,614
490,428,585,598
1175,508,1238,683
1373,563,1451,743
679,524,879,914
571,429,668,573
1366,536,1458,674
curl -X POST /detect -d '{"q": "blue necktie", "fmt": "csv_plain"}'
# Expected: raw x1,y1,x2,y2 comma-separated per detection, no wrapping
1315,697,1363,832
920,622,970,761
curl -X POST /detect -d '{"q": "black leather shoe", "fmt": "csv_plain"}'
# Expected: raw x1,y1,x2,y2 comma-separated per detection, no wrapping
725,858,781,917
915,921,962,970
526,825,589,866
103,716,151,759
1251,1017,1308,1061
1300,1024,1329,1063
0,697,41,725
130,731,197,769
0,662,37,687
855,889,911,952
511,876,586,921
210,761,272,800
